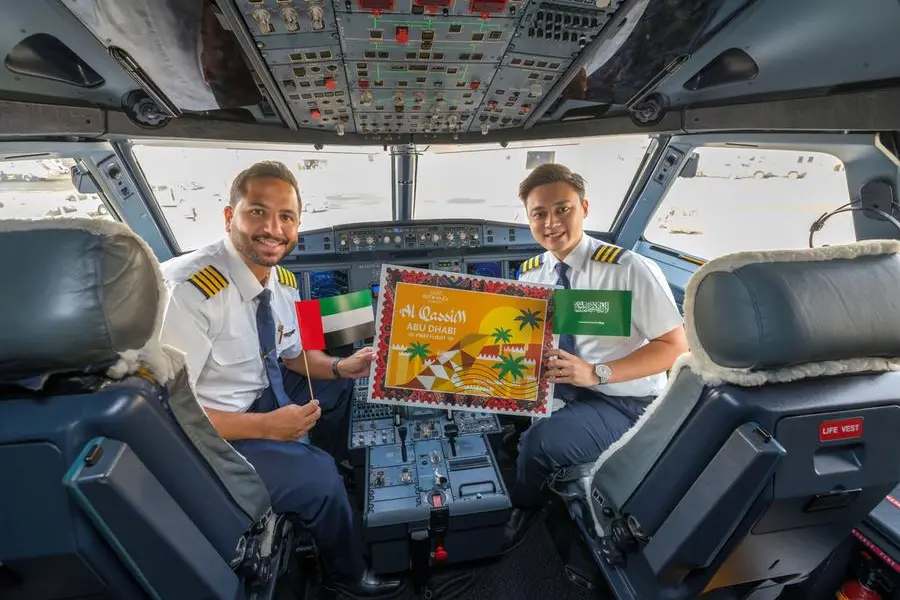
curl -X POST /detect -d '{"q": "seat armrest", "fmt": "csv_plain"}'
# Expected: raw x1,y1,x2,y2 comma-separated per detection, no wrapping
643,423,786,585
63,438,241,600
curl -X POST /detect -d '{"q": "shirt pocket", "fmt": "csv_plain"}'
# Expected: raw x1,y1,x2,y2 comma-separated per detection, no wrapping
276,325,299,356
210,338,258,367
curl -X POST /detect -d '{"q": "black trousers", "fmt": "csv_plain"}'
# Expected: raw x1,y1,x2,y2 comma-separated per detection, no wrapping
512,385,652,508
230,373,364,580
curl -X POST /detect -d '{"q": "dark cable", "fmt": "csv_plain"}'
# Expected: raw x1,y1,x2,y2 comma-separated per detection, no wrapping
808,201,900,248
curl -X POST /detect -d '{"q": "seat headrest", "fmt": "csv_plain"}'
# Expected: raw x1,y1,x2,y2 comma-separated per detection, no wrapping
684,240,900,385
0,218,171,383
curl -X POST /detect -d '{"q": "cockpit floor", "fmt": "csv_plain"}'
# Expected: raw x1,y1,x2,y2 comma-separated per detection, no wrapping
296,517,604,600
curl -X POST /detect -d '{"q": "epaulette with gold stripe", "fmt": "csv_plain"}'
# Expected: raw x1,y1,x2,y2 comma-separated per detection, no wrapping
187,265,228,299
517,253,545,277
276,265,298,289
591,244,627,264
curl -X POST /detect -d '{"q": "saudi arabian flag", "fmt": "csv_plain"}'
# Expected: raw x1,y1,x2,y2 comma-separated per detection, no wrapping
295,290,376,350
553,290,632,337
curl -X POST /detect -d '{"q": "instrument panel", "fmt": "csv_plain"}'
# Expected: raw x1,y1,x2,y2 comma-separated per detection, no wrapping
294,219,535,255
234,0,626,135
302,257,519,299
285,221,538,300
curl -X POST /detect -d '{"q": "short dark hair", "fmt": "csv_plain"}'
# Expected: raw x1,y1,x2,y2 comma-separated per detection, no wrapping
517,163,587,204
228,160,302,209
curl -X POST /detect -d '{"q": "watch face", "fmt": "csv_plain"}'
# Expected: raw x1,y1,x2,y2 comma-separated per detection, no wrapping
594,364,610,381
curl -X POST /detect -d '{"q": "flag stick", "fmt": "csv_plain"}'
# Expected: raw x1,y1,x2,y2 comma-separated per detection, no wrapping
294,303,318,401
301,350,315,400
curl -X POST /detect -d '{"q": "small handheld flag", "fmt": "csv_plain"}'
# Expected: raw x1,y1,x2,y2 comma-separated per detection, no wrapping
553,290,632,337
295,290,376,350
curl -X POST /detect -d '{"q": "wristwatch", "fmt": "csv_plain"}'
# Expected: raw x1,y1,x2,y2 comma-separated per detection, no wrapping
593,363,611,384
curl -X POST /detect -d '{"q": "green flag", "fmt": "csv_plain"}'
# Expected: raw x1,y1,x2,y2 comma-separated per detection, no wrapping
553,290,632,337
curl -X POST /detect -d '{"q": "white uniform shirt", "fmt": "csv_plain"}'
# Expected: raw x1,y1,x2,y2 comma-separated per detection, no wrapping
159,236,303,412
518,234,683,398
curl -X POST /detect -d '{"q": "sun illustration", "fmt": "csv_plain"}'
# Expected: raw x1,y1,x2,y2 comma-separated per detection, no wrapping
479,305,544,345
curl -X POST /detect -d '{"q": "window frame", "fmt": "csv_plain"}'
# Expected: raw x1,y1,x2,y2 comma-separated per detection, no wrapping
0,142,120,223
614,132,885,260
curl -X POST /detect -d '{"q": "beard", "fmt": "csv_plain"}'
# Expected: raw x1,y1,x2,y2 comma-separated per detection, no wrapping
229,223,297,267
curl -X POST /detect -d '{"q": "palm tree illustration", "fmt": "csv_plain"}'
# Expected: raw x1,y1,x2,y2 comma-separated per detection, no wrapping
492,354,527,383
491,327,512,354
514,308,544,332
404,342,431,375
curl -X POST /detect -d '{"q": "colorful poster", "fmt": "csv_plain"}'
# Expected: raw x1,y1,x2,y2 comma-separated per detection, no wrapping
367,264,558,418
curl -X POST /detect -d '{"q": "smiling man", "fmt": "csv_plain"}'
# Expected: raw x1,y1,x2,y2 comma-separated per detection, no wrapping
504,162,688,546
158,161,401,597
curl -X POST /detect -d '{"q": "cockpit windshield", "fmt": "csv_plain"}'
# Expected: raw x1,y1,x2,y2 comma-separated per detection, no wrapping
132,134,651,252
132,143,393,251
414,134,651,229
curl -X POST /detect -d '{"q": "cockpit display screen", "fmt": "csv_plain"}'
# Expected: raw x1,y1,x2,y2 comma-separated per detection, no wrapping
467,261,503,278
507,259,525,280
308,269,350,299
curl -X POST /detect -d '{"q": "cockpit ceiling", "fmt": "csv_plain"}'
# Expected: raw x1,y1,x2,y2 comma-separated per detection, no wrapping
1,0,900,142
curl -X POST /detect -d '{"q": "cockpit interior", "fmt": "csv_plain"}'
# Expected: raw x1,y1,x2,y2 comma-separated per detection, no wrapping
3,0,900,599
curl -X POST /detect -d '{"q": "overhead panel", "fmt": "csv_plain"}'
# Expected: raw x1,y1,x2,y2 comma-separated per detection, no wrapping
238,0,356,133
472,0,622,133
338,0,524,137
235,0,625,136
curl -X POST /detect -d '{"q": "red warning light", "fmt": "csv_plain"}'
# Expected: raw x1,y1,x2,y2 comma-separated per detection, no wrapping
359,80,370,89
310,109,321,119
434,546,448,562
469,0,508,14
357,0,394,11
414,0,452,9
395,26,409,43
325,78,337,89
470,81,481,90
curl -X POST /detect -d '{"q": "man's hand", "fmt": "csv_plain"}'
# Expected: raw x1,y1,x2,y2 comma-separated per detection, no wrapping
264,401,321,441
336,346,376,379
545,349,600,387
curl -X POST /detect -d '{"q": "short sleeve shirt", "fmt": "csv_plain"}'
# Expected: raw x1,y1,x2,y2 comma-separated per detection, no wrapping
518,234,683,397
159,236,302,412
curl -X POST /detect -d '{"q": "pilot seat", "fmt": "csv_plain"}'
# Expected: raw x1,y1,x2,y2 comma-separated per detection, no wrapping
0,218,310,600
550,240,900,599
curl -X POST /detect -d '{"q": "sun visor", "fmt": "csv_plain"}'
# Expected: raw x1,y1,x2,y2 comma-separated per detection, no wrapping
63,0,259,112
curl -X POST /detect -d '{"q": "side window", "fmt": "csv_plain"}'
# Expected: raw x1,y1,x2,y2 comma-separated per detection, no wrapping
645,147,856,260
0,158,113,221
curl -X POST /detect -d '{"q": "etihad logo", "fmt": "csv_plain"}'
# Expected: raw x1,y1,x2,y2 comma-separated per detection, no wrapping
573,300,610,314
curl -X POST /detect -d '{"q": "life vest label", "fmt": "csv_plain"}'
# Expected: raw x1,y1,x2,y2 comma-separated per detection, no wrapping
819,417,863,442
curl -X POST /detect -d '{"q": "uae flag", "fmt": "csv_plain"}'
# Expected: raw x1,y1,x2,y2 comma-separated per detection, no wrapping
295,290,376,350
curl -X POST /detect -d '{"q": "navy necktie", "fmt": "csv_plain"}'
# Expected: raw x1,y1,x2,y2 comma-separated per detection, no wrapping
256,289,292,409
554,262,576,355
552,262,579,404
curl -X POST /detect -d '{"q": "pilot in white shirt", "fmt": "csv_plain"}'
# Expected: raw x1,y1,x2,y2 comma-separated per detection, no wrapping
504,162,688,546
517,232,683,400
158,160,401,597
162,236,305,414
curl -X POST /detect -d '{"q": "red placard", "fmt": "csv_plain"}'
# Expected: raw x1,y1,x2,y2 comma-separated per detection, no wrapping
819,417,863,442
